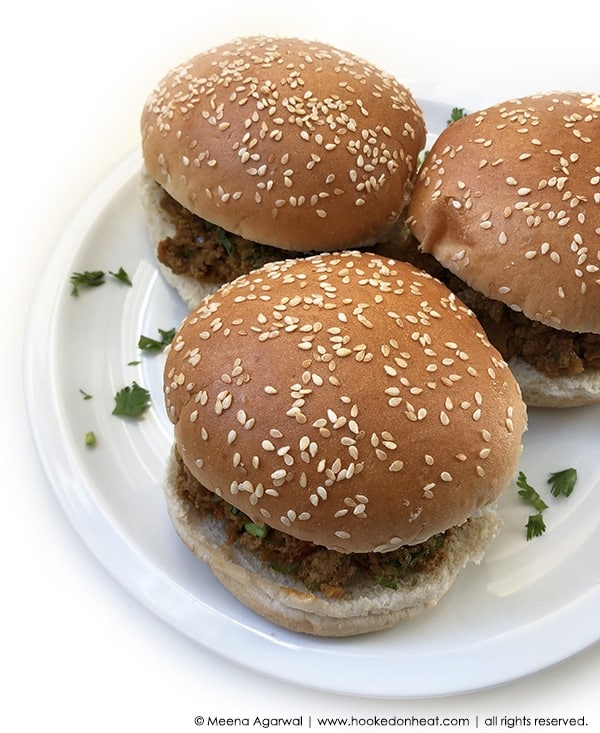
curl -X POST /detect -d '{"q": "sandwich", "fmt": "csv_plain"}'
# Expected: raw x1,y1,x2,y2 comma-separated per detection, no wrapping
139,35,426,309
404,91,600,407
162,250,527,636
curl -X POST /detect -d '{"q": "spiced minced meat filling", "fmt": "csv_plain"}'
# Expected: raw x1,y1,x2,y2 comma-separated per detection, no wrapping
174,451,450,599
157,191,316,286
157,190,600,378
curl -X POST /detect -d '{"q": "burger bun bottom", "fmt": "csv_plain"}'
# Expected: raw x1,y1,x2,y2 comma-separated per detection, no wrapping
510,357,600,408
163,449,502,637
138,168,219,310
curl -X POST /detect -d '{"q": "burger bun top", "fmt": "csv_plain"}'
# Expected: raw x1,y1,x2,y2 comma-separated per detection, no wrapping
164,251,526,554
141,36,426,253
407,91,600,334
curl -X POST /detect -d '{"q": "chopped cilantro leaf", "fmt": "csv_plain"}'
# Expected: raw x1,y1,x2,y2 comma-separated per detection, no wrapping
244,522,269,539
206,222,234,256
109,267,132,287
447,107,467,125
525,512,546,541
79,388,93,400
70,270,105,296
375,576,398,590
270,560,299,575
517,471,549,540
517,468,578,541
548,468,578,498
517,471,549,512
112,381,151,418
85,431,97,447
138,327,176,352
70,266,131,295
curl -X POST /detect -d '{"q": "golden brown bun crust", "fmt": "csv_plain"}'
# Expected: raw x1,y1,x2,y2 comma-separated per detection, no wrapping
407,92,600,334
141,36,426,253
163,251,526,553
164,448,503,637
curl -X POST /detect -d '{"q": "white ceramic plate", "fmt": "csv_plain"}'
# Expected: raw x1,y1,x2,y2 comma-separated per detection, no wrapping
25,100,600,698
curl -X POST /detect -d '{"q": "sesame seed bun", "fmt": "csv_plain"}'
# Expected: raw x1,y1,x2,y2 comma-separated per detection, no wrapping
140,36,425,257
163,447,503,636
164,251,526,553
162,251,525,632
406,92,600,406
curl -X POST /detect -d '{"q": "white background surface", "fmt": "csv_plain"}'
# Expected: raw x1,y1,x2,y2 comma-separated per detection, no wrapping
4,1,599,730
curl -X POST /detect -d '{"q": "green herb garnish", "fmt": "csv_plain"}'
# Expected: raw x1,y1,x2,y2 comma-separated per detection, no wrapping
109,267,132,287
375,575,398,590
517,471,549,541
244,522,269,539
270,561,300,575
447,107,467,125
525,512,547,541
418,149,429,167
206,222,234,256
516,471,549,512
70,266,131,295
138,327,176,352
417,107,466,167
79,388,93,400
85,431,97,447
548,468,578,498
517,468,579,540
112,381,151,418
70,270,105,296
